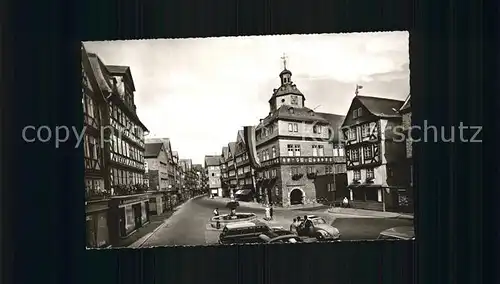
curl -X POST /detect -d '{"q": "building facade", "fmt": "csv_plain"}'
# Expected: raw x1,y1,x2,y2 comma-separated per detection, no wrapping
342,95,409,212
86,51,150,246
143,142,170,215
227,142,238,197
253,66,344,206
399,94,413,212
205,155,222,197
145,138,181,208
234,130,254,201
220,146,230,197
312,112,349,203
82,44,110,248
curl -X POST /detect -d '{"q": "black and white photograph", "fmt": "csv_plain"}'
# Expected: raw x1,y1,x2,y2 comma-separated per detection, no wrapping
82,31,413,249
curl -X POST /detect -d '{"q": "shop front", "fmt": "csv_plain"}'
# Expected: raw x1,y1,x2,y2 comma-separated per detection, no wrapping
108,194,150,245
85,199,110,248
147,191,165,215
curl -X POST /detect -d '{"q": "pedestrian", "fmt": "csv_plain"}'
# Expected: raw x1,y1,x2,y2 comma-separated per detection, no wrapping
264,206,271,220
269,205,274,220
213,208,219,216
289,218,298,234
343,197,349,208
304,215,313,235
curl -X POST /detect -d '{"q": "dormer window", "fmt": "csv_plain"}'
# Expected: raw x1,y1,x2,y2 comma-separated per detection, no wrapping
288,107,294,114
308,110,314,116
353,107,363,118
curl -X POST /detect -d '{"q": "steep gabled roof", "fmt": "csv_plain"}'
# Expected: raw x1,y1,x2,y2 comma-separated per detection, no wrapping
144,142,163,158
87,53,113,93
228,142,237,156
205,155,221,166
399,94,411,113
356,95,404,118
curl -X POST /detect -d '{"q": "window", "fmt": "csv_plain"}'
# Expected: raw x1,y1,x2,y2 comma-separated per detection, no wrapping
351,149,359,161
362,124,371,137
366,168,375,179
287,145,294,156
291,95,298,105
313,125,322,134
364,145,373,159
325,166,333,174
318,145,324,156
338,146,345,156
289,107,294,114
271,169,277,177
211,173,215,177
353,170,361,180
333,145,344,157
293,123,298,132
291,167,299,175
288,123,293,132
307,167,313,174
312,145,318,156
348,128,356,140
293,145,301,156
353,107,362,118
271,147,276,158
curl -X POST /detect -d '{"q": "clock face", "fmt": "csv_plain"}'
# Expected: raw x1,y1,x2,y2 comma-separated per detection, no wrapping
291,95,298,105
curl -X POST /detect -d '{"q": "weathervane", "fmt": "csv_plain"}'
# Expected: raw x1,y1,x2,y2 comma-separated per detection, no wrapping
280,53,288,69
355,84,363,96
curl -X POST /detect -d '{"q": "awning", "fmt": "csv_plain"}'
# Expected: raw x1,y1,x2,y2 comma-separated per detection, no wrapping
235,189,252,195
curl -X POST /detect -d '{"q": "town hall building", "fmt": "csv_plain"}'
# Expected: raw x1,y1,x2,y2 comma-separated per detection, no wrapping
252,56,347,206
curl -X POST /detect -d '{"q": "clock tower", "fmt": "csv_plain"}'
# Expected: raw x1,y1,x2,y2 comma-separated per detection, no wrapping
269,53,306,112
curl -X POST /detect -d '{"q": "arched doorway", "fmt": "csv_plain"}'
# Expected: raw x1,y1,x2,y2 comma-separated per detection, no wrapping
290,188,304,205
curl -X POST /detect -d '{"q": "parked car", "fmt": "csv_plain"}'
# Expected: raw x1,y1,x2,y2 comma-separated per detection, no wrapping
218,221,273,244
258,234,304,244
268,226,296,236
295,215,340,240
377,226,415,240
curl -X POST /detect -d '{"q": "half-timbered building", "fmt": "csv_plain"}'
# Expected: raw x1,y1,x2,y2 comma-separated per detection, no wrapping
205,155,222,197
233,130,254,201
227,142,238,195
82,44,110,248
341,95,408,212
219,146,230,197
87,52,150,245
399,94,413,212
144,142,169,215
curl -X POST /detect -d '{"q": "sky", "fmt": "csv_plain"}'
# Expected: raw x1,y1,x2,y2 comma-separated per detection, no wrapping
84,31,409,165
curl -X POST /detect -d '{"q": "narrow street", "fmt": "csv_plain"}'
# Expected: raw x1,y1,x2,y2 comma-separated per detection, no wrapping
139,196,413,247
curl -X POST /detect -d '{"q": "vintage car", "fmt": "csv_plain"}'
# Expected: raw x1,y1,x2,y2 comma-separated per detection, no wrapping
218,221,273,244
295,215,341,240
377,226,415,240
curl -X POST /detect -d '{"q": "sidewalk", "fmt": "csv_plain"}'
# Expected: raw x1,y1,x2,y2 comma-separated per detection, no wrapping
326,207,414,220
